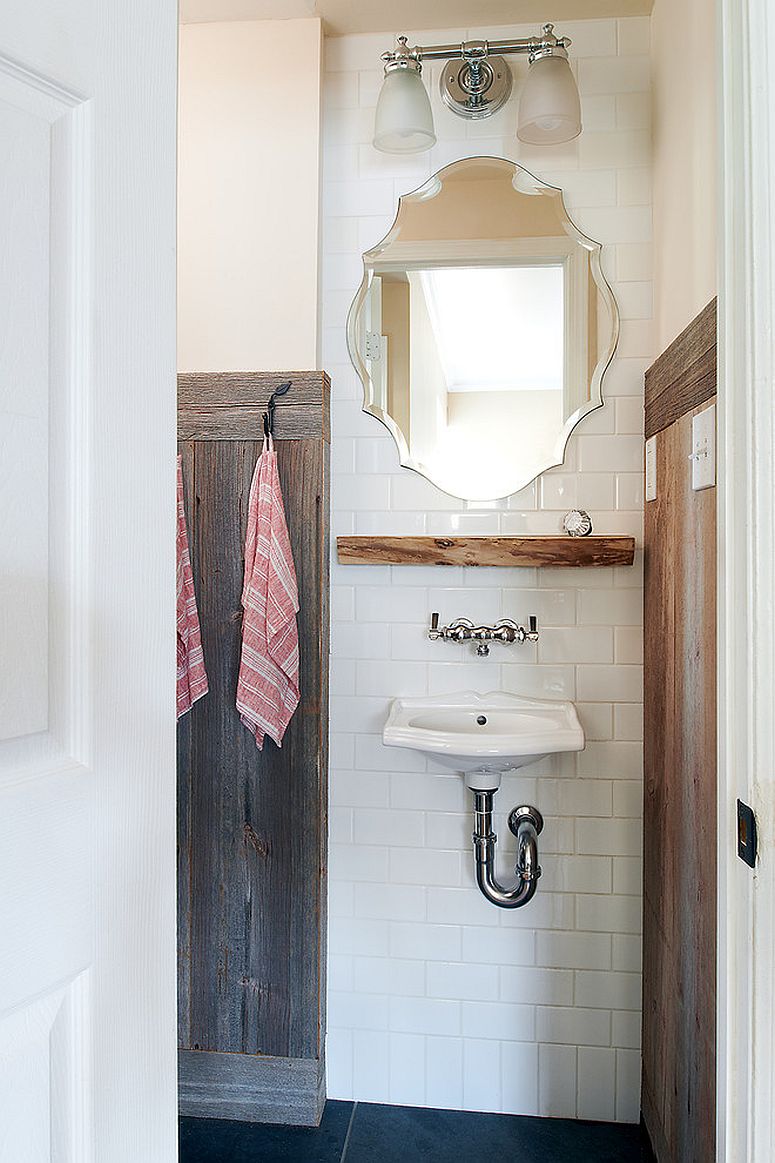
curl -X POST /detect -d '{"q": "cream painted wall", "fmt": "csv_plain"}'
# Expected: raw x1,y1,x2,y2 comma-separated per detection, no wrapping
178,18,322,372
651,0,716,351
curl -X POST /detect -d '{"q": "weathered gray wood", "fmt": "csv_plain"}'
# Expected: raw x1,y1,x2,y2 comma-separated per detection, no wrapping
645,298,716,438
179,1050,325,1126
178,371,330,441
337,534,636,568
642,304,716,1161
177,371,329,1122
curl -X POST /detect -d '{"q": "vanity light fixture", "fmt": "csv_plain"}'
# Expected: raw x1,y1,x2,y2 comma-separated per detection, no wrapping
373,23,581,154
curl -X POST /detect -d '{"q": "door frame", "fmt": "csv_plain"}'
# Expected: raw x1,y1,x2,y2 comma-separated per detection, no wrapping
717,0,775,1157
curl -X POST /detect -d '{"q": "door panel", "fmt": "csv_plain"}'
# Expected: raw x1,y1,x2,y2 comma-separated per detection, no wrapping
0,4,177,1159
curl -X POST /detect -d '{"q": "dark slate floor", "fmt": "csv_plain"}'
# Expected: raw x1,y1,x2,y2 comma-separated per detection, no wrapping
180,1101,655,1162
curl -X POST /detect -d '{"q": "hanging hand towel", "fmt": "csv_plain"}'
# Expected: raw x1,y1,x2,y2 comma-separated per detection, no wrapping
237,431,300,749
177,455,209,717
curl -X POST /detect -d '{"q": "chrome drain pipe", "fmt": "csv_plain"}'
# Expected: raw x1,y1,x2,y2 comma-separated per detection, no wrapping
472,792,543,909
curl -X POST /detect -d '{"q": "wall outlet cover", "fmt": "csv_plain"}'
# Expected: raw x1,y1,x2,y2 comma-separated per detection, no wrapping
691,404,716,490
645,436,657,501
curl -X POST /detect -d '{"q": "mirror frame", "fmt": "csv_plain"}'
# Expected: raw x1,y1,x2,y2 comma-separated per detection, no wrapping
346,158,621,500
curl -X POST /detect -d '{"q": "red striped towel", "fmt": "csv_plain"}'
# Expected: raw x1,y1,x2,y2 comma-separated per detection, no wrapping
237,433,300,748
176,455,209,717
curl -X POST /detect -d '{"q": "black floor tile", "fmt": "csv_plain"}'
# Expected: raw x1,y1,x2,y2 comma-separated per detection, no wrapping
179,1100,354,1163
343,1103,650,1163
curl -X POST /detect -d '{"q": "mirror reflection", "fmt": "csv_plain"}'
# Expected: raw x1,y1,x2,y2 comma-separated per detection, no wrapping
347,158,619,500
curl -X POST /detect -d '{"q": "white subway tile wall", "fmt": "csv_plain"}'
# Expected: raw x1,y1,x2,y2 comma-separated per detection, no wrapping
322,16,649,1122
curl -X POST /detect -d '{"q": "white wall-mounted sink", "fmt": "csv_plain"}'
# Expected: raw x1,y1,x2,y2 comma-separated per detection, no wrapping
383,691,585,788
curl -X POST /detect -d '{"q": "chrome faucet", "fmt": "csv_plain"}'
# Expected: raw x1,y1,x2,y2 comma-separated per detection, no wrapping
428,613,539,656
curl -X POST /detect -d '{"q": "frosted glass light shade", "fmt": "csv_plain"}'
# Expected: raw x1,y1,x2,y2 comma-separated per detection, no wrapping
517,55,582,145
374,66,436,154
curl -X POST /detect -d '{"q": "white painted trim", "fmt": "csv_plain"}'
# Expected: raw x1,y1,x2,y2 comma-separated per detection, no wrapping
717,0,775,1157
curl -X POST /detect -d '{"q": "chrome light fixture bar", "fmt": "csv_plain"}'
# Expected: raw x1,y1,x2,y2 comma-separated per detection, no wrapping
373,23,581,154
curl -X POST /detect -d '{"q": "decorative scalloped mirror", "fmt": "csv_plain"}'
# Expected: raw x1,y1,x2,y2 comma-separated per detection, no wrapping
347,157,619,501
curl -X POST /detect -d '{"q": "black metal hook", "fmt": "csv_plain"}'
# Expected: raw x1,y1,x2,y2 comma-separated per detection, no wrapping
262,380,292,438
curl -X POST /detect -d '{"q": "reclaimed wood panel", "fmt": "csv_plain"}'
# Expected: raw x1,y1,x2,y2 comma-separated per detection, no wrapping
642,309,716,1160
336,534,635,568
645,298,716,438
177,372,329,1125
178,1050,325,1125
178,371,331,441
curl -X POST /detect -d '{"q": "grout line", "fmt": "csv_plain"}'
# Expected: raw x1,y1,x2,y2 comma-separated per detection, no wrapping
340,1101,358,1163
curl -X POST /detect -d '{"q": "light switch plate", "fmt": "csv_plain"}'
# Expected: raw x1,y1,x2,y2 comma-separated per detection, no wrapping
691,404,716,490
645,436,657,501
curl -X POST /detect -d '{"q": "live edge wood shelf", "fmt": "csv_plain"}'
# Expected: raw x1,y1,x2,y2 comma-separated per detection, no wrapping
336,535,635,569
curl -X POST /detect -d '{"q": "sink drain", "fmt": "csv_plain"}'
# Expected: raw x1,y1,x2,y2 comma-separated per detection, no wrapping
476,715,487,726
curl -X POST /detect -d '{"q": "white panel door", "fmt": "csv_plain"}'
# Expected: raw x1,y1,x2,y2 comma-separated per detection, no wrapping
0,1,177,1160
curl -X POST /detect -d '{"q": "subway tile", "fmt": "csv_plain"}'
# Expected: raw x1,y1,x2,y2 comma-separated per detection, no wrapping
462,926,536,967
576,701,613,741
330,842,389,883
329,881,355,919
428,961,499,1002
332,621,390,658
426,1035,464,1108
329,989,389,1031
427,886,499,926
425,811,470,851
391,771,467,812
576,893,642,934
613,933,642,973
461,1001,535,1042
388,1031,427,1105
330,695,391,735
613,783,644,821
540,472,615,511
330,915,390,958
353,807,425,847
577,1046,616,1121
578,56,650,95
575,969,641,1010
618,15,650,55
612,1009,642,1050
576,819,642,859
538,627,614,665
330,806,353,844
616,92,651,131
579,588,642,626
616,1048,642,1122
616,242,652,282
615,625,644,663
577,664,643,702
539,779,613,818
354,881,426,922
390,995,461,1037
355,585,428,623
355,659,428,696
500,1041,540,1115
331,769,390,808
501,663,576,700
615,702,643,741
499,966,574,1007
613,854,643,896
352,1029,390,1103
353,955,426,997
538,1043,577,1117
536,1005,611,1047
618,167,652,207
616,471,644,508
389,921,462,962
577,740,643,779
355,733,426,773
540,855,612,895
578,433,644,472
391,847,462,887
326,1027,353,1098
537,931,612,971
463,1038,503,1112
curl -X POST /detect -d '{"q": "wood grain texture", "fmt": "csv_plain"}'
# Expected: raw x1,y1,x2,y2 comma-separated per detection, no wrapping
645,298,716,438
336,535,635,568
178,1049,325,1125
642,391,716,1162
178,371,330,441
177,373,329,1124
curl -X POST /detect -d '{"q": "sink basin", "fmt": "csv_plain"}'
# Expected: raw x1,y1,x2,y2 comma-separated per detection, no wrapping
383,691,585,784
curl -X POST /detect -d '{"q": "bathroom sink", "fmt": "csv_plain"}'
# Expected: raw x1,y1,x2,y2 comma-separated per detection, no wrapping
383,691,584,784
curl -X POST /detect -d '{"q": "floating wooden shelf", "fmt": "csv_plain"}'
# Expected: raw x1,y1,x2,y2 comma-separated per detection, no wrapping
336,535,636,569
